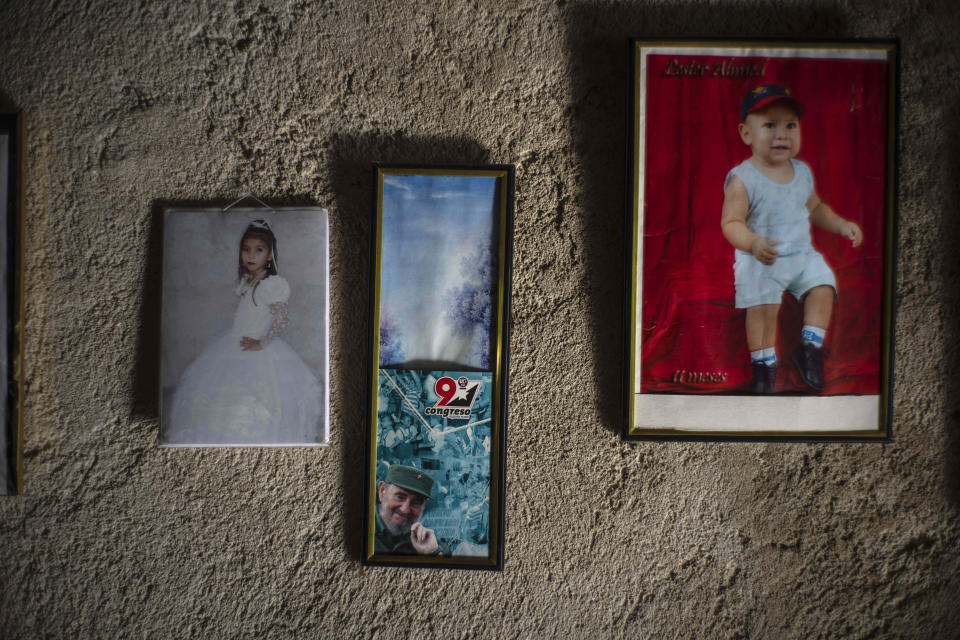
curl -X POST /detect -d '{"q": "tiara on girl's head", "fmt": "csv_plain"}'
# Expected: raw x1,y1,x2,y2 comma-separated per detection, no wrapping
249,219,272,231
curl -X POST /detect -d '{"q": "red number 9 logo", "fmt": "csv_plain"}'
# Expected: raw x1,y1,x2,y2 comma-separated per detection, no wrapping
434,377,457,406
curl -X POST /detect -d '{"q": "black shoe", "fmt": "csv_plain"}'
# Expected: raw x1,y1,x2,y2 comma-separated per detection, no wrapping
765,363,777,394
792,343,825,391
750,362,767,393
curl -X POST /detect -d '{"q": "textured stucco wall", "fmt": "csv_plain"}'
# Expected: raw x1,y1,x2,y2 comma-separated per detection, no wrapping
1,1,959,638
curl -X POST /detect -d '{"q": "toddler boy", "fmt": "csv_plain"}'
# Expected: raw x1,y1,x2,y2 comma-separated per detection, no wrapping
720,84,863,393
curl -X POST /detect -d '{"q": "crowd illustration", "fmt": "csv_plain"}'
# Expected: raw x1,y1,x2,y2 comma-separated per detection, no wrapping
376,369,493,555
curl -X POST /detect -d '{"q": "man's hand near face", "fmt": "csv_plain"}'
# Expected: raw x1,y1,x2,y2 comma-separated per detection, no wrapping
409,522,439,555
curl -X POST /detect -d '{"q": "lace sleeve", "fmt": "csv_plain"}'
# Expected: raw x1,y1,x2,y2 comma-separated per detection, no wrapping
260,301,289,345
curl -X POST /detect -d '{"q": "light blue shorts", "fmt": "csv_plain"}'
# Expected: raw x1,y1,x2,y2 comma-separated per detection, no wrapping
734,250,837,308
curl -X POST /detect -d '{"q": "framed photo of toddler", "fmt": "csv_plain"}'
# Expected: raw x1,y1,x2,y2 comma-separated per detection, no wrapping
363,165,513,569
159,207,329,447
623,39,898,440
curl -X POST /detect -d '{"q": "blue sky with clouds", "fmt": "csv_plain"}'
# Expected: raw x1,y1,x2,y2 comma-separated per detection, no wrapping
379,174,496,367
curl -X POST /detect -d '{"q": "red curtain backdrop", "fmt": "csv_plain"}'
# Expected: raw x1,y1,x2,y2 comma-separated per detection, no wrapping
639,53,889,395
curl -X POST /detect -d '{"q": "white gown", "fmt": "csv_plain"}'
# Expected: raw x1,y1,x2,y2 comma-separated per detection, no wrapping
167,275,323,445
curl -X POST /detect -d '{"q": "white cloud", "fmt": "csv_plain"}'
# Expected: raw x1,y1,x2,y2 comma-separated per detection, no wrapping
383,175,413,191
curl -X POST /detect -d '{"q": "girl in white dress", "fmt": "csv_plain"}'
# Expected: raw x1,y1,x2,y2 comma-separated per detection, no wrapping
167,220,323,444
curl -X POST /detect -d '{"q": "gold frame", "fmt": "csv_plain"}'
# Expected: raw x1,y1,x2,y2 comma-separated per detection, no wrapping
364,165,513,568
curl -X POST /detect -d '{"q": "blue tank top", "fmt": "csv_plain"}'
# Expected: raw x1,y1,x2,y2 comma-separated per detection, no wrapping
724,159,814,257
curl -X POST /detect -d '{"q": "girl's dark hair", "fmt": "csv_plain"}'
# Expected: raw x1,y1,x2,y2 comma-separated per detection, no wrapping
238,220,279,306
237,220,279,282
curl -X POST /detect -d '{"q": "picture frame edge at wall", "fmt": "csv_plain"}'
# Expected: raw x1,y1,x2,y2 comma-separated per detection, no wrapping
0,104,25,495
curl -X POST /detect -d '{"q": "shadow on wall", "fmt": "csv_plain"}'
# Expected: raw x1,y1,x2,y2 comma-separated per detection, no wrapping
561,1,847,432
131,194,316,421
323,133,489,560
943,98,960,509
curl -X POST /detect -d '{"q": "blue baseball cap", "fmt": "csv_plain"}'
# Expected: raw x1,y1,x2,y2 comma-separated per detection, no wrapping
741,84,805,122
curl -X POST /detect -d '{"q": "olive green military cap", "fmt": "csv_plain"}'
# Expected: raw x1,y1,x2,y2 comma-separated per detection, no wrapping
385,464,434,499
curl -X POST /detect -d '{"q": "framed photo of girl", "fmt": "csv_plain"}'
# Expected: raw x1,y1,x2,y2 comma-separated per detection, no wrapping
0,106,24,494
159,207,329,446
623,39,898,440
363,165,514,569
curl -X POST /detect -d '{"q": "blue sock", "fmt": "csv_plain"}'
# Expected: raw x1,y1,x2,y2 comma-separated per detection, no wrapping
751,348,776,365
761,347,777,366
801,325,826,348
